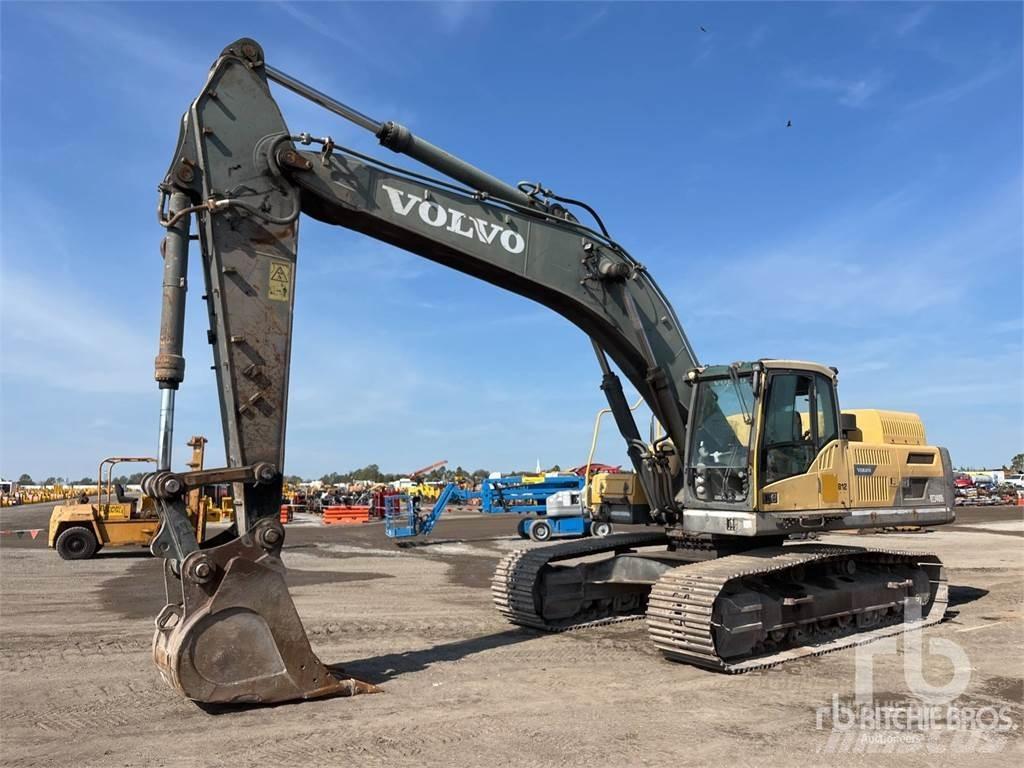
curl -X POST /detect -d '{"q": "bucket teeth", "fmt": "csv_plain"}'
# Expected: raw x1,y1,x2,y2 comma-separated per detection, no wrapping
153,519,377,705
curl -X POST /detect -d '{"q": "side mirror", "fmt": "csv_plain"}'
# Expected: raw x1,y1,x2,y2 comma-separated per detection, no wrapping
840,412,857,436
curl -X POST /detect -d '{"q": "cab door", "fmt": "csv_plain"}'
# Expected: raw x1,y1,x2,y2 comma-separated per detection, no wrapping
810,373,850,511
759,370,849,512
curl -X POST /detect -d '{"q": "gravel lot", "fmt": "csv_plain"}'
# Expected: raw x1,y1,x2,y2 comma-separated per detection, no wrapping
1,502,1021,767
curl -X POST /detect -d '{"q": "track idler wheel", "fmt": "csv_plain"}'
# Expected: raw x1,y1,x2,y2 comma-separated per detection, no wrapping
153,518,378,705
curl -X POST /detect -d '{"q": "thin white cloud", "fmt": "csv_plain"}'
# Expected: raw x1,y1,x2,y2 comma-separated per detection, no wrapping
989,318,1024,335
563,4,611,41
894,5,933,37
789,71,885,108
692,27,714,67
847,342,1022,410
435,1,481,34
301,236,430,282
271,1,411,80
0,270,152,394
903,61,1012,111
36,3,199,83
274,1,369,57
838,78,882,108
680,177,1021,329
832,336,1021,468
746,24,770,50
28,2,221,136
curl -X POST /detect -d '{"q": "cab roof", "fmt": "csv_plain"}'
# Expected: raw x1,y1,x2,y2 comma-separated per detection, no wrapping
690,359,837,380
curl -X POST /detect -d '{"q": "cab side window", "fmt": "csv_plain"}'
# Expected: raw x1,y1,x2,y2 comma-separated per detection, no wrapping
814,374,839,447
762,373,815,484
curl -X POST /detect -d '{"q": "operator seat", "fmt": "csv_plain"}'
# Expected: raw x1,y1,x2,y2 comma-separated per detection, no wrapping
114,482,142,518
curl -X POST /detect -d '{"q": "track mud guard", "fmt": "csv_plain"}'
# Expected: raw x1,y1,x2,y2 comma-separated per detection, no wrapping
153,518,378,704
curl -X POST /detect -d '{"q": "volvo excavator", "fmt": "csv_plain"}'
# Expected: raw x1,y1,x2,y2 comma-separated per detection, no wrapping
145,38,955,705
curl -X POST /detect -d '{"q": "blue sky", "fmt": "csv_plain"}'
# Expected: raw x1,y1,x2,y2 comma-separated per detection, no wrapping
1,1,1021,480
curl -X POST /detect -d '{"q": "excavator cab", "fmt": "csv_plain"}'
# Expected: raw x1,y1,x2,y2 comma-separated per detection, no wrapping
681,360,956,536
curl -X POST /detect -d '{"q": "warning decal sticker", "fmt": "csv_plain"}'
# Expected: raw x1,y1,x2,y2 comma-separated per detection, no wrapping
268,261,292,302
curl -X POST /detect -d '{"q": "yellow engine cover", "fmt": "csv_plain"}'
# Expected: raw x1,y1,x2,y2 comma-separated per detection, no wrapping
844,409,926,446
761,438,946,512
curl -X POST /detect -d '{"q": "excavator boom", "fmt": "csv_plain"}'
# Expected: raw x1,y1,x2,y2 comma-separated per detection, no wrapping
147,38,697,704
147,39,951,706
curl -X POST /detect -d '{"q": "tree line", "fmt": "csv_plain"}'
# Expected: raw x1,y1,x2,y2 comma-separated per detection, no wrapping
311,464,492,486
16,473,99,486
13,462,574,488
957,453,1024,473
308,463,563,486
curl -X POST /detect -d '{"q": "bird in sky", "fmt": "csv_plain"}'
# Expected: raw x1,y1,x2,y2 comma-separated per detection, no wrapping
786,119,793,128
699,26,708,33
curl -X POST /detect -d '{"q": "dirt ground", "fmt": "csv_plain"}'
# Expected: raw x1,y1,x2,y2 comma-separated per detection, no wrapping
1,502,1021,767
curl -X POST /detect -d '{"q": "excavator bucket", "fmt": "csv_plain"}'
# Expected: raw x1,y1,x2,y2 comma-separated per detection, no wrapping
153,519,378,705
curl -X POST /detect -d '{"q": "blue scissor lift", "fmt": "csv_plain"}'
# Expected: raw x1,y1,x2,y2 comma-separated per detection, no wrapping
384,474,597,541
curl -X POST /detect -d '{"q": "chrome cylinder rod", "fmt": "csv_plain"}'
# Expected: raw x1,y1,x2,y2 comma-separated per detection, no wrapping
157,389,175,470
263,65,534,207
265,64,382,133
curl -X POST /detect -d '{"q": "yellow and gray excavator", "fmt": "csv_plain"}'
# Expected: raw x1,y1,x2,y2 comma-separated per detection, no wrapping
145,38,955,705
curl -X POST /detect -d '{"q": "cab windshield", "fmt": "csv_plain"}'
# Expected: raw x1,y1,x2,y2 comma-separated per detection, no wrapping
687,374,754,503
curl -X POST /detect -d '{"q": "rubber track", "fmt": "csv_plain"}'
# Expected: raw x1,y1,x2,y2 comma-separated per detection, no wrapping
491,532,669,632
646,543,948,673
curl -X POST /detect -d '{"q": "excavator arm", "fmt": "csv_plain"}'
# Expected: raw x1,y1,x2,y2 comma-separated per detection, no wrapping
146,38,698,705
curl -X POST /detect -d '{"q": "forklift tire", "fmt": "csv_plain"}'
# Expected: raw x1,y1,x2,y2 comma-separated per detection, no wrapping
529,521,552,542
55,526,98,560
516,519,530,539
590,521,613,538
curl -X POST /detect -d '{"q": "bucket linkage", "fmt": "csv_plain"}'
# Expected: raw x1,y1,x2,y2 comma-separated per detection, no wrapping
151,507,377,705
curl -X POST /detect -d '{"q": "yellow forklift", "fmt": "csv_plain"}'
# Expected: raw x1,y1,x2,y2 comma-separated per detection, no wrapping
48,437,210,560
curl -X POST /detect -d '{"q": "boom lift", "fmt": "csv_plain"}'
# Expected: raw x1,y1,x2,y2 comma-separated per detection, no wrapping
396,459,449,501
406,459,448,479
145,39,954,705
384,473,588,540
